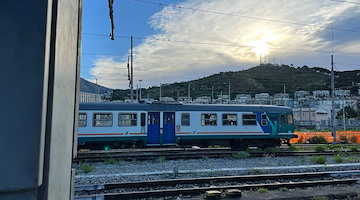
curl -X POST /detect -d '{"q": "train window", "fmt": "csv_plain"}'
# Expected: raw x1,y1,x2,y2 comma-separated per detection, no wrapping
242,114,257,126
78,113,87,127
280,114,286,125
201,113,217,126
119,113,137,126
222,114,237,126
261,114,267,126
287,114,294,125
141,113,146,126
93,113,113,127
181,113,190,126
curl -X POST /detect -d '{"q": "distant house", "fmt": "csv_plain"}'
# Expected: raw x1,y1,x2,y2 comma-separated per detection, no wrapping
80,92,102,102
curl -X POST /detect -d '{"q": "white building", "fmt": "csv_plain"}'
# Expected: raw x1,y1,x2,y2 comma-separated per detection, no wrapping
335,89,351,97
195,96,211,104
80,92,102,102
294,90,310,98
313,90,330,99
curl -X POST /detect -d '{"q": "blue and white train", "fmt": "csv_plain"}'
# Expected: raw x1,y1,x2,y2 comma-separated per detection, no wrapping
78,102,296,149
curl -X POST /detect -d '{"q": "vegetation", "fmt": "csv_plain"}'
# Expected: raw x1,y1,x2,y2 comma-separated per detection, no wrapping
310,156,327,164
109,64,360,100
300,155,306,163
257,188,269,193
333,155,344,163
247,169,263,175
231,151,250,159
81,164,94,173
350,146,358,152
308,136,327,144
310,197,329,200
279,187,289,192
314,145,326,153
264,147,279,153
157,156,166,162
105,158,118,164
336,106,359,120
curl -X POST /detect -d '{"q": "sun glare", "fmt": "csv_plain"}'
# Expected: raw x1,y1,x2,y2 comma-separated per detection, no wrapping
247,30,279,58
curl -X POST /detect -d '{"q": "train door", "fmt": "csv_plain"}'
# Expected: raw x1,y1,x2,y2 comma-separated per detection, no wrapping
163,112,176,145
147,112,160,145
267,113,279,135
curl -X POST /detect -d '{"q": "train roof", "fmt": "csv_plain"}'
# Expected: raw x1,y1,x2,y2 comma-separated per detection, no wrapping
79,102,292,113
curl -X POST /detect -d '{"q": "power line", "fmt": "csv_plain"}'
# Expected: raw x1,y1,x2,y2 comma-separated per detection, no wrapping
330,0,360,5
82,32,360,56
133,0,360,34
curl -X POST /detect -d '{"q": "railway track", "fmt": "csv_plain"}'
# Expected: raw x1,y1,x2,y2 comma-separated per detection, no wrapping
75,147,360,162
74,170,360,200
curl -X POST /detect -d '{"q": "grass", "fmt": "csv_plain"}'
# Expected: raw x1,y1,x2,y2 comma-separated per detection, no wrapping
231,151,250,159
257,188,269,193
105,158,118,164
310,156,327,164
81,164,94,173
157,156,166,162
247,169,263,175
333,155,344,163
310,197,329,200
279,187,289,192
314,145,326,153
264,147,279,153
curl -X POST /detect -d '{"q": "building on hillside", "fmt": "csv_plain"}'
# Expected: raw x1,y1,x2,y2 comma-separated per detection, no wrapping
234,94,252,104
80,92,102,102
313,90,330,99
195,96,212,104
293,107,329,127
178,96,192,104
335,89,351,97
294,90,310,99
159,97,175,102
254,93,270,105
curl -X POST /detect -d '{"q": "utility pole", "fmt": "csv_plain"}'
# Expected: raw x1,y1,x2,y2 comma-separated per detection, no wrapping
212,86,214,103
228,80,231,101
130,36,134,103
331,54,336,142
159,83,162,101
188,82,191,103
139,79,142,100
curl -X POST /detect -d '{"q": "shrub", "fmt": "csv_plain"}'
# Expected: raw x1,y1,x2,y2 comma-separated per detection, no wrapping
310,156,327,164
81,164,94,173
310,197,329,200
257,188,269,193
308,136,327,144
264,147,279,153
231,151,250,159
105,158,117,164
339,135,349,144
333,155,344,163
157,156,166,162
279,187,289,192
314,145,326,153
350,146,358,152
349,136,357,143
288,145,299,151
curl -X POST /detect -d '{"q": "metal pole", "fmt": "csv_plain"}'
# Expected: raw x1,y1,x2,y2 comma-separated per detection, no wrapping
331,54,336,142
139,79,142,100
130,36,134,103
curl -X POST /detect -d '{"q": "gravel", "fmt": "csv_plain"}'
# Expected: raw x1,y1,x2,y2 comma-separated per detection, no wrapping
74,155,360,185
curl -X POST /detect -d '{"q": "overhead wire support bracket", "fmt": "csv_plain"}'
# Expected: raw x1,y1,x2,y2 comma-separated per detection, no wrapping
108,0,115,40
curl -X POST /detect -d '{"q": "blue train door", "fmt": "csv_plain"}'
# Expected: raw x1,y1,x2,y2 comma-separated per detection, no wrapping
163,112,176,145
268,114,279,135
147,112,160,145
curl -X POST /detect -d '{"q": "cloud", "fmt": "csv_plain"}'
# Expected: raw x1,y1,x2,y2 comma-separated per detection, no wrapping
90,0,359,89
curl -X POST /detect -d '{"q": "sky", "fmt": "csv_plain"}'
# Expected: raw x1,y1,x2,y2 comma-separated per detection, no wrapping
81,0,360,89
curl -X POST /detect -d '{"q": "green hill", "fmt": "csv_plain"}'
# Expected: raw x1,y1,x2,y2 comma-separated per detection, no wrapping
111,64,360,101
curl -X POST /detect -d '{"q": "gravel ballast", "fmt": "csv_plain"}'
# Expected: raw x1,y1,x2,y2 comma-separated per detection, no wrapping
74,155,360,185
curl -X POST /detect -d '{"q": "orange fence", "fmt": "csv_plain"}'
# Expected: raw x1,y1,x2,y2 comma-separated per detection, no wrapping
290,131,360,143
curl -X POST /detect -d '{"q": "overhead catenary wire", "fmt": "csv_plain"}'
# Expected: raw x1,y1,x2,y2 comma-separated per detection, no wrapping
83,32,360,56
133,0,360,34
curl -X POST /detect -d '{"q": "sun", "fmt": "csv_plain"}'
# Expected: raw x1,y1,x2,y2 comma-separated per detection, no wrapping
251,40,269,56
247,29,279,58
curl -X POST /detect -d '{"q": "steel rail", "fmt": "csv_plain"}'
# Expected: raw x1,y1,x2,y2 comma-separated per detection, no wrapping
74,170,360,199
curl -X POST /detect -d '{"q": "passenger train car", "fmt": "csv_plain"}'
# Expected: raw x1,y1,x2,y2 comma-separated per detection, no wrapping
78,102,296,149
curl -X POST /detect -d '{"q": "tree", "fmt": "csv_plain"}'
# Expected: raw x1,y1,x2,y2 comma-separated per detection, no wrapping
336,106,358,119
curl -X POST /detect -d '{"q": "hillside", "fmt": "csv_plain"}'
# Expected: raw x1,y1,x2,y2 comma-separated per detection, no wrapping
111,64,360,101
80,78,112,94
